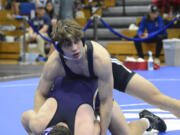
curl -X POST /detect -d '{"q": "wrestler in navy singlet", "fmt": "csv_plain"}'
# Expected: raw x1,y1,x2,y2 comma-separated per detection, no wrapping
47,41,98,133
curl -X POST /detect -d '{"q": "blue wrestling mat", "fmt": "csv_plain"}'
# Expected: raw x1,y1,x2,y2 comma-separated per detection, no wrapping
0,66,180,135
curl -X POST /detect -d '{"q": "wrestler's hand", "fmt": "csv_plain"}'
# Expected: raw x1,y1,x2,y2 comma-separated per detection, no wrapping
51,19,57,26
32,33,37,40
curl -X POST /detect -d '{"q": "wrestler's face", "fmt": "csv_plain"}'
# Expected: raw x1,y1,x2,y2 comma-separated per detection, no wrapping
61,39,84,60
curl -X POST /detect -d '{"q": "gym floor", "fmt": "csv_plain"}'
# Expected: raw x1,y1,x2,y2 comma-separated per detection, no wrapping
0,65,180,135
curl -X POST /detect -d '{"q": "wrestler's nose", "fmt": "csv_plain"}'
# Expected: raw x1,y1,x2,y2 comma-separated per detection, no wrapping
71,44,78,52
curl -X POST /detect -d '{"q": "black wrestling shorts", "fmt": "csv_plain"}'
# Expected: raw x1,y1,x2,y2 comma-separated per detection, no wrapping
111,56,135,92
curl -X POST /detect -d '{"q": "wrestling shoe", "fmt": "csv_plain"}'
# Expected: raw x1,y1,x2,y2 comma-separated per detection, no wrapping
139,109,167,132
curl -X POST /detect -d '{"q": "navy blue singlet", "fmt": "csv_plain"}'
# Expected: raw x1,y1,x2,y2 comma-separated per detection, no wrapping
47,77,98,133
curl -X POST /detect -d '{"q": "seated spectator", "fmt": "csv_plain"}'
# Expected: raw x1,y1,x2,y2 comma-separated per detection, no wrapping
45,0,54,20
73,0,85,19
45,0,57,37
18,3,51,61
133,4,168,65
10,0,38,16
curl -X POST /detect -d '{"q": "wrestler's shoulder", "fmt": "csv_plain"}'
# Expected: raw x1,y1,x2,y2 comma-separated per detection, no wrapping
91,41,110,59
91,41,111,72
91,41,106,51
47,51,62,66
43,51,64,75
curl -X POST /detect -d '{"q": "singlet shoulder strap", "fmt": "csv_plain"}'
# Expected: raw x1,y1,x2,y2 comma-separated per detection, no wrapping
86,41,96,78
59,54,74,76
59,41,96,78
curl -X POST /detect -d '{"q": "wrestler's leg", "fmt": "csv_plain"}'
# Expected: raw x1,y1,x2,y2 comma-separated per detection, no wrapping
74,104,96,135
94,120,100,135
21,98,57,135
125,74,180,118
109,102,148,135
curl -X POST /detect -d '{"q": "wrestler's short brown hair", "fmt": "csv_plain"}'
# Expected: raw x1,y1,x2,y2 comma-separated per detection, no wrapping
41,125,72,135
51,19,84,48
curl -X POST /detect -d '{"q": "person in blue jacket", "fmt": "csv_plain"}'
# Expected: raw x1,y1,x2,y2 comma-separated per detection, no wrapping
134,4,168,65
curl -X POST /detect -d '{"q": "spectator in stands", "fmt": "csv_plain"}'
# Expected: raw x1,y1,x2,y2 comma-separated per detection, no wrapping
18,3,51,61
10,0,38,16
45,0,55,20
133,4,168,65
73,0,85,19
45,0,57,37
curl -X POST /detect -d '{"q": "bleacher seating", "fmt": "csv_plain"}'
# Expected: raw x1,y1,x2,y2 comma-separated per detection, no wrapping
1,0,180,64
75,18,87,28
83,0,115,8
121,29,180,39
0,10,25,62
1,0,7,9
106,41,165,62
106,28,180,62
0,42,20,59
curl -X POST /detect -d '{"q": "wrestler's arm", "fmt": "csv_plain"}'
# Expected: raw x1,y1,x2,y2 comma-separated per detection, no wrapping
93,42,113,135
34,52,63,112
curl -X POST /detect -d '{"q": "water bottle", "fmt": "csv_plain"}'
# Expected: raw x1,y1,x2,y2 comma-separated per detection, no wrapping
147,51,154,71
30,9,35,19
